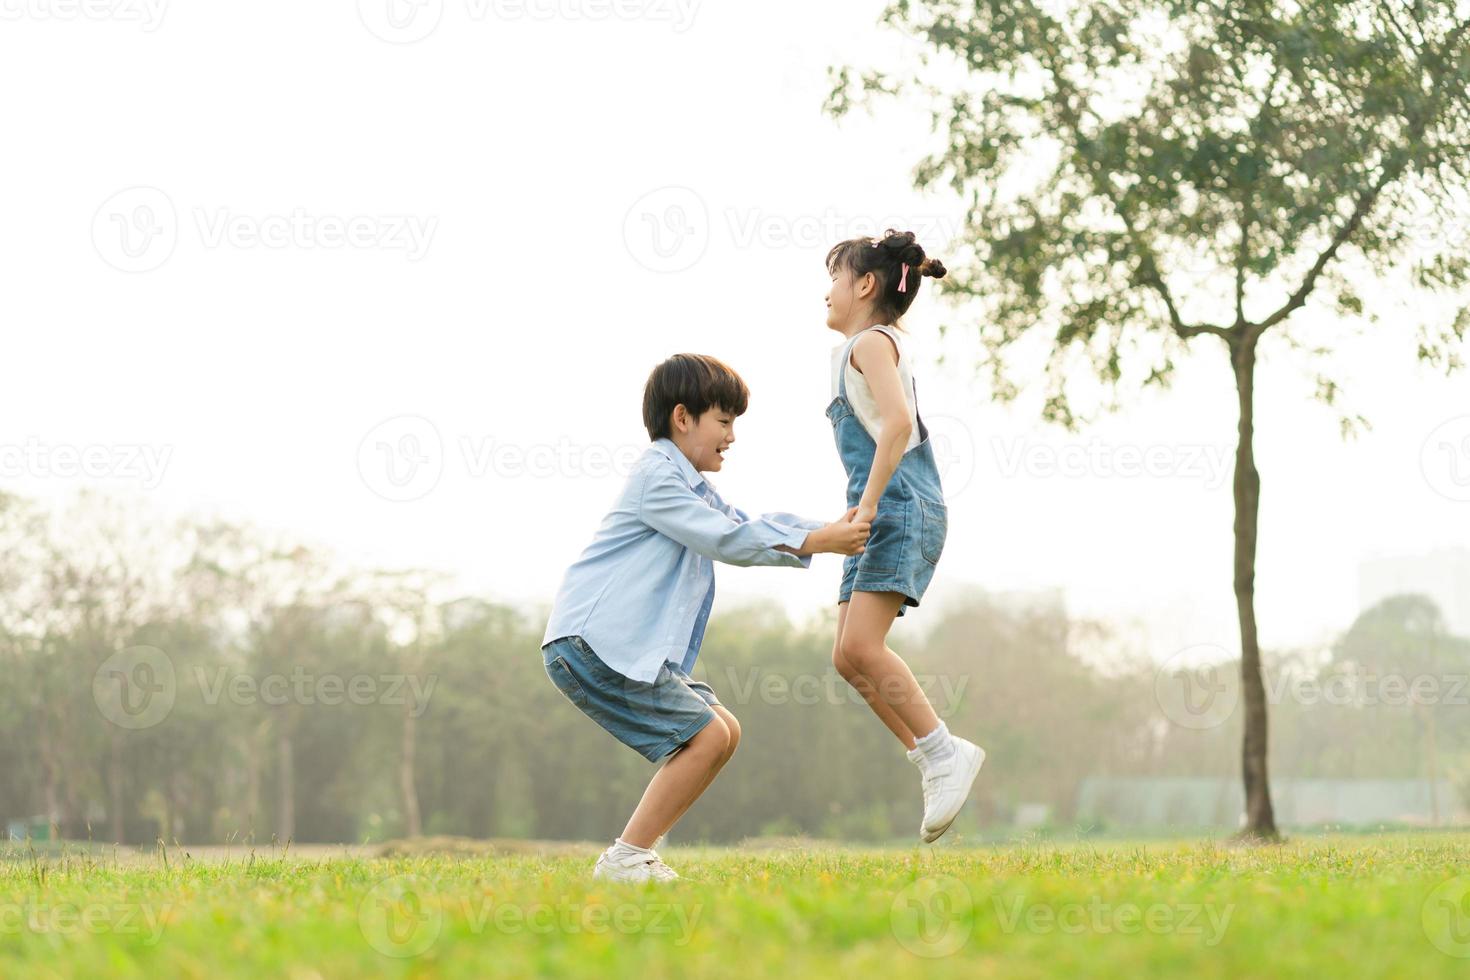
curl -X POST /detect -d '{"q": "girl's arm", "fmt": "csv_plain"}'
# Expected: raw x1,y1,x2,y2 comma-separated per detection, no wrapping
850,330,914,521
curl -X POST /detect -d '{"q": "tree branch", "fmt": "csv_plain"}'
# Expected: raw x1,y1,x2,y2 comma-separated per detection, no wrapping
1023,3,1233,344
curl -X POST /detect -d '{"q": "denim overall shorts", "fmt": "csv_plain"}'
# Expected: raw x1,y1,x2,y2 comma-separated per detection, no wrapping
826,327,948,616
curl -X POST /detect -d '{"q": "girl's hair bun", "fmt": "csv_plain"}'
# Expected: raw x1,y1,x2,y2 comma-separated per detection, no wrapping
878,229,925,267
919,257,947,280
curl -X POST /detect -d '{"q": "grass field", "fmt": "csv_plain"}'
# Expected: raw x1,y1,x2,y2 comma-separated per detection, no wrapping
3,833,1470,978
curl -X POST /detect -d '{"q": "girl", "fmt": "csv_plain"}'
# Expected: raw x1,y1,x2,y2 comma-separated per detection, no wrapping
824,228,984,843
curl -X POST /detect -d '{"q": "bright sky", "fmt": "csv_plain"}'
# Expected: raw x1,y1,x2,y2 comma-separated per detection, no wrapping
4,0,1469,664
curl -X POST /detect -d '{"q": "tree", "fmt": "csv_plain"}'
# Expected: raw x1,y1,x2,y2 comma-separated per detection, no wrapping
829,0,1470,837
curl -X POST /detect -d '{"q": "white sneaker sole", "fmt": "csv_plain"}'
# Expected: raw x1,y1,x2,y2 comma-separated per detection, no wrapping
920,744,986,843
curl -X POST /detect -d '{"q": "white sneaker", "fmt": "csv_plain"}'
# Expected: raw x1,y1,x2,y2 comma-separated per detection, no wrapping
592,846,679,883
919,737,985,843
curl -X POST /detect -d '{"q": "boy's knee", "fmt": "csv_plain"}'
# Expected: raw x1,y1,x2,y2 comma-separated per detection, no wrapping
720,712,741,758
688,715,729,762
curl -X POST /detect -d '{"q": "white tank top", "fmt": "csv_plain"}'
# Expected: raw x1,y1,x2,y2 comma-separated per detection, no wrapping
829,325,921,452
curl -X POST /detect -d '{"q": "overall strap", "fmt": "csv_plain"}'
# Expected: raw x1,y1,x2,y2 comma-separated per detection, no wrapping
843,326,925,426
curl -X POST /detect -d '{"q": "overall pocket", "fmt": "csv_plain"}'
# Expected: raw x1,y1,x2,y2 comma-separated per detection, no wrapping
918,497,948,565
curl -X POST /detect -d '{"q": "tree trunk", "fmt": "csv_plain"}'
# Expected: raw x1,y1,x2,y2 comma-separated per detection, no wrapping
275,724,294,842
1425,706,1440,827
244,725,262,841
399,698,422,838
109,731,125,844
1231,333,1278,839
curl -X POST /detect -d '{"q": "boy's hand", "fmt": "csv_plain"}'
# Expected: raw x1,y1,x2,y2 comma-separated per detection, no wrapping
819,508,870,555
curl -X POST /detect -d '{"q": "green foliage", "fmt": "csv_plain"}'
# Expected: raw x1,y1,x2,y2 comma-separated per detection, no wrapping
829,0,1470,427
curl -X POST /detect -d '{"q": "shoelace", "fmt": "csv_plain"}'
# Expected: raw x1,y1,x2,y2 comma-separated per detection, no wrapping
641,856,678,881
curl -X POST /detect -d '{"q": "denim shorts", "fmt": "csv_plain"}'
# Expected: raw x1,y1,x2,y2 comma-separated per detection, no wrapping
541,635,719,763
838,496,947,616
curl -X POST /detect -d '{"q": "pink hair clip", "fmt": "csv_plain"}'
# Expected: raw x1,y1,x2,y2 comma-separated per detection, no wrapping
897,263,909,292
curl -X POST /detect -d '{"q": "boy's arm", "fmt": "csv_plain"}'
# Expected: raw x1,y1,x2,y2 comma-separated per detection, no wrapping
720,503,829,564
638,463,824,568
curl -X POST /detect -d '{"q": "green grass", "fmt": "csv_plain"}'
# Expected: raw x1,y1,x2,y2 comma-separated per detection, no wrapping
3,834,1470,978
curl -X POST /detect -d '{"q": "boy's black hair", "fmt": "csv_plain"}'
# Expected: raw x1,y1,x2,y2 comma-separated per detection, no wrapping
642,354,750,441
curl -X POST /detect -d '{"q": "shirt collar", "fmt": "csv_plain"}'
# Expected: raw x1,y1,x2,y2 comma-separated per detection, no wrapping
651,437,707,492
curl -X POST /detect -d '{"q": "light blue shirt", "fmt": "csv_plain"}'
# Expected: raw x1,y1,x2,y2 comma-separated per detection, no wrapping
541,437,825,683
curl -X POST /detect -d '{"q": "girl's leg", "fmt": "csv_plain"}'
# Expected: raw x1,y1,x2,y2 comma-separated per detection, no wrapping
836,590,942,742
832,599,920,749
618,709,737,848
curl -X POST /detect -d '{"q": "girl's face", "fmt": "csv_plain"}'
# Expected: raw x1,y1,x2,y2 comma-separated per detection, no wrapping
825,263,874,333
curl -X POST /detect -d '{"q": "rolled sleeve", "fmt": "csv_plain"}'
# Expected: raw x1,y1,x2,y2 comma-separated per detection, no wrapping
637,464,817,568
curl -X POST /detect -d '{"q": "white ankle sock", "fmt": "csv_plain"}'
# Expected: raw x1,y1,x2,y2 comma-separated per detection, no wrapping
913,721,956,767
610,838,653,858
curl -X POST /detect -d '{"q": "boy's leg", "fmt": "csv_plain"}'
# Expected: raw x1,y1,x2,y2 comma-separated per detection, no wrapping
619,712,733,848
831,599,920,748
836,591,940,742
650,705,740,837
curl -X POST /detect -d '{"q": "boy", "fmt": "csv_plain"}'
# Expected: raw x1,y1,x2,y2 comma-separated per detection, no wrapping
541,353,870,882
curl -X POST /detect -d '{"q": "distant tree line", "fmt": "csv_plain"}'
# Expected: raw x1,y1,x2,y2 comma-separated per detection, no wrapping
2,489,1466,846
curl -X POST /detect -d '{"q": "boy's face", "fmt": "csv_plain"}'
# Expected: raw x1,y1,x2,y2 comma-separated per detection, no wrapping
671,404,735,473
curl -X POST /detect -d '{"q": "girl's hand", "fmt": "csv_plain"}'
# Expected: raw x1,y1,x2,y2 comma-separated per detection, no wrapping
852,502,878,526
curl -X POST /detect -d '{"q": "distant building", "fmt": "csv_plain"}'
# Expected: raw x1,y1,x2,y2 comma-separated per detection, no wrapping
1358,548,1470,638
